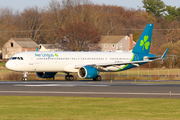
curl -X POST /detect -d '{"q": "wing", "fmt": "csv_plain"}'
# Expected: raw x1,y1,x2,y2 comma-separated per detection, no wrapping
74,60,153,69
96,60,152,68
74,48,169,69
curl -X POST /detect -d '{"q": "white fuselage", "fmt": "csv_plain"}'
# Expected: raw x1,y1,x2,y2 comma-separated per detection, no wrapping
6,51,134,73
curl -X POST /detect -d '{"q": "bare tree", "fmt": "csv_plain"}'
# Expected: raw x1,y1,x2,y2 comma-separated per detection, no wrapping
0,6,17,49
14,6,47,43
57,20,101,51
166,29,180,44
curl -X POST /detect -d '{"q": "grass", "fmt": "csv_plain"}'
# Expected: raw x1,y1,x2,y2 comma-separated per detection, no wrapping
0,62,6,67
0,96,180,120
1,69,180,81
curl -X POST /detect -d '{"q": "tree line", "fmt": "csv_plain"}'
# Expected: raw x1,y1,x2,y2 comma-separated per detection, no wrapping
0,0,180,68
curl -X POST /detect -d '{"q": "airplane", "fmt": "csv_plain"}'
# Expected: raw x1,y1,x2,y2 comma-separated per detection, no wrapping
6,23,169,81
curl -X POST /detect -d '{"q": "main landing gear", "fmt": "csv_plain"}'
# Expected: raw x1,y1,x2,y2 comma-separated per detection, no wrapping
93,75,101,81
64,73,101,81
65,73,74,81
22,72,28,81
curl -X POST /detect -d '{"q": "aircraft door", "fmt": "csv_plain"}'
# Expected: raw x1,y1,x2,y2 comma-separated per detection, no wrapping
28,53,36,71
134,54,139,61
19,57,25,71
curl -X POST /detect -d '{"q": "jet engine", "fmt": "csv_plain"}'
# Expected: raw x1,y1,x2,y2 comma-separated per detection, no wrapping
78,66,98,79
36,72,57,78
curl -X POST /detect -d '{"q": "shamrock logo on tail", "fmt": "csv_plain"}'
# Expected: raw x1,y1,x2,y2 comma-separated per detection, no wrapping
140,35,150,51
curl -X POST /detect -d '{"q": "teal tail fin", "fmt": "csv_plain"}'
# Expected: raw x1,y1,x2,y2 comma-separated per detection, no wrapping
132,24,154,54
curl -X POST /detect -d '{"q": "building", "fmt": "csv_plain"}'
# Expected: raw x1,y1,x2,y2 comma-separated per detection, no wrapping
39,44,60,51
2,38,38,59
0,50,2,59
99,34,136,52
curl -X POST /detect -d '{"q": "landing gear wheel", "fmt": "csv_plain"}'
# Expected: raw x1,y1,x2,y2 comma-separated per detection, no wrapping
93,75,101,81
22,72,28,81
22,77,27,81
69,75,74,81
65,75,69,81
65,75,74,81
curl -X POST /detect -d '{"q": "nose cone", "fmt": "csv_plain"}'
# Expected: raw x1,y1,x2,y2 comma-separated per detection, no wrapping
6,60,23,71
5,61,11,70
6,61,15,71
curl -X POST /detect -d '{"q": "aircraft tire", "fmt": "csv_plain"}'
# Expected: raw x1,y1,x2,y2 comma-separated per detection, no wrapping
93,75,101,81
65,75,69,81
69,75,74,81
22,77,27,81
65,75,74,81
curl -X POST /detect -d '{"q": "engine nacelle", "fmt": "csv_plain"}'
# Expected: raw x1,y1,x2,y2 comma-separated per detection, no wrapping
36,72,57,78
78,66,98,79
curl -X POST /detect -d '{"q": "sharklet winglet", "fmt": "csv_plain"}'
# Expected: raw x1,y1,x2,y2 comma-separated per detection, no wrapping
161,48,169,59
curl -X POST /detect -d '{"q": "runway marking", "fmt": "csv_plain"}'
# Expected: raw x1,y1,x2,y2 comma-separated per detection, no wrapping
0,91,180,96
17,84,76,87
13,84,109,87
13,83,166,87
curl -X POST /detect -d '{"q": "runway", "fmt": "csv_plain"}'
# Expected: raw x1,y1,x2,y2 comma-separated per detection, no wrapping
0,80,180,98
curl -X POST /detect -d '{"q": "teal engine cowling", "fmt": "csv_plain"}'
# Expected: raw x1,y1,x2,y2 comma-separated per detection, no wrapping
78,66,98,79
36,72,57,78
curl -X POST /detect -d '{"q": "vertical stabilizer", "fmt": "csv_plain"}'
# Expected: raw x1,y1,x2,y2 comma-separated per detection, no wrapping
132,24,154,54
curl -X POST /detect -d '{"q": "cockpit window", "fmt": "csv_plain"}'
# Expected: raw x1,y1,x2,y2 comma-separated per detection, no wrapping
12,57,17,60
11,57,23,60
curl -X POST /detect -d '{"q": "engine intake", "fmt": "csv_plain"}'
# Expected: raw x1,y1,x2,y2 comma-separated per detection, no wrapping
36,72,57,78
78,66,98,79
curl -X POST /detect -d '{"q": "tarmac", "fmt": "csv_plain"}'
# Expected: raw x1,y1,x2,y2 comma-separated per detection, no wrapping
0,80,180,98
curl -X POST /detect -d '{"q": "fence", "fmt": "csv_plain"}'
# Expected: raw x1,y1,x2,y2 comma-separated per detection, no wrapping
0,67,180,80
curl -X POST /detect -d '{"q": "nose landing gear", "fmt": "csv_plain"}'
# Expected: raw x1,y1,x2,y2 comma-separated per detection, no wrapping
22,72,28,81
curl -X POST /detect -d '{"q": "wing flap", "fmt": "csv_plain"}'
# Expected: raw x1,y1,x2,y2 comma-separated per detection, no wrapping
96,60,152,68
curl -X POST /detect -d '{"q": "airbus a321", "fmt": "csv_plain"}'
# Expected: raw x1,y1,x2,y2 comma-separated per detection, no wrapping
6,24,168,81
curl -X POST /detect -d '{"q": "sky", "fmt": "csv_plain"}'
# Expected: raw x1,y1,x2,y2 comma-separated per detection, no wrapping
0,0,180,12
